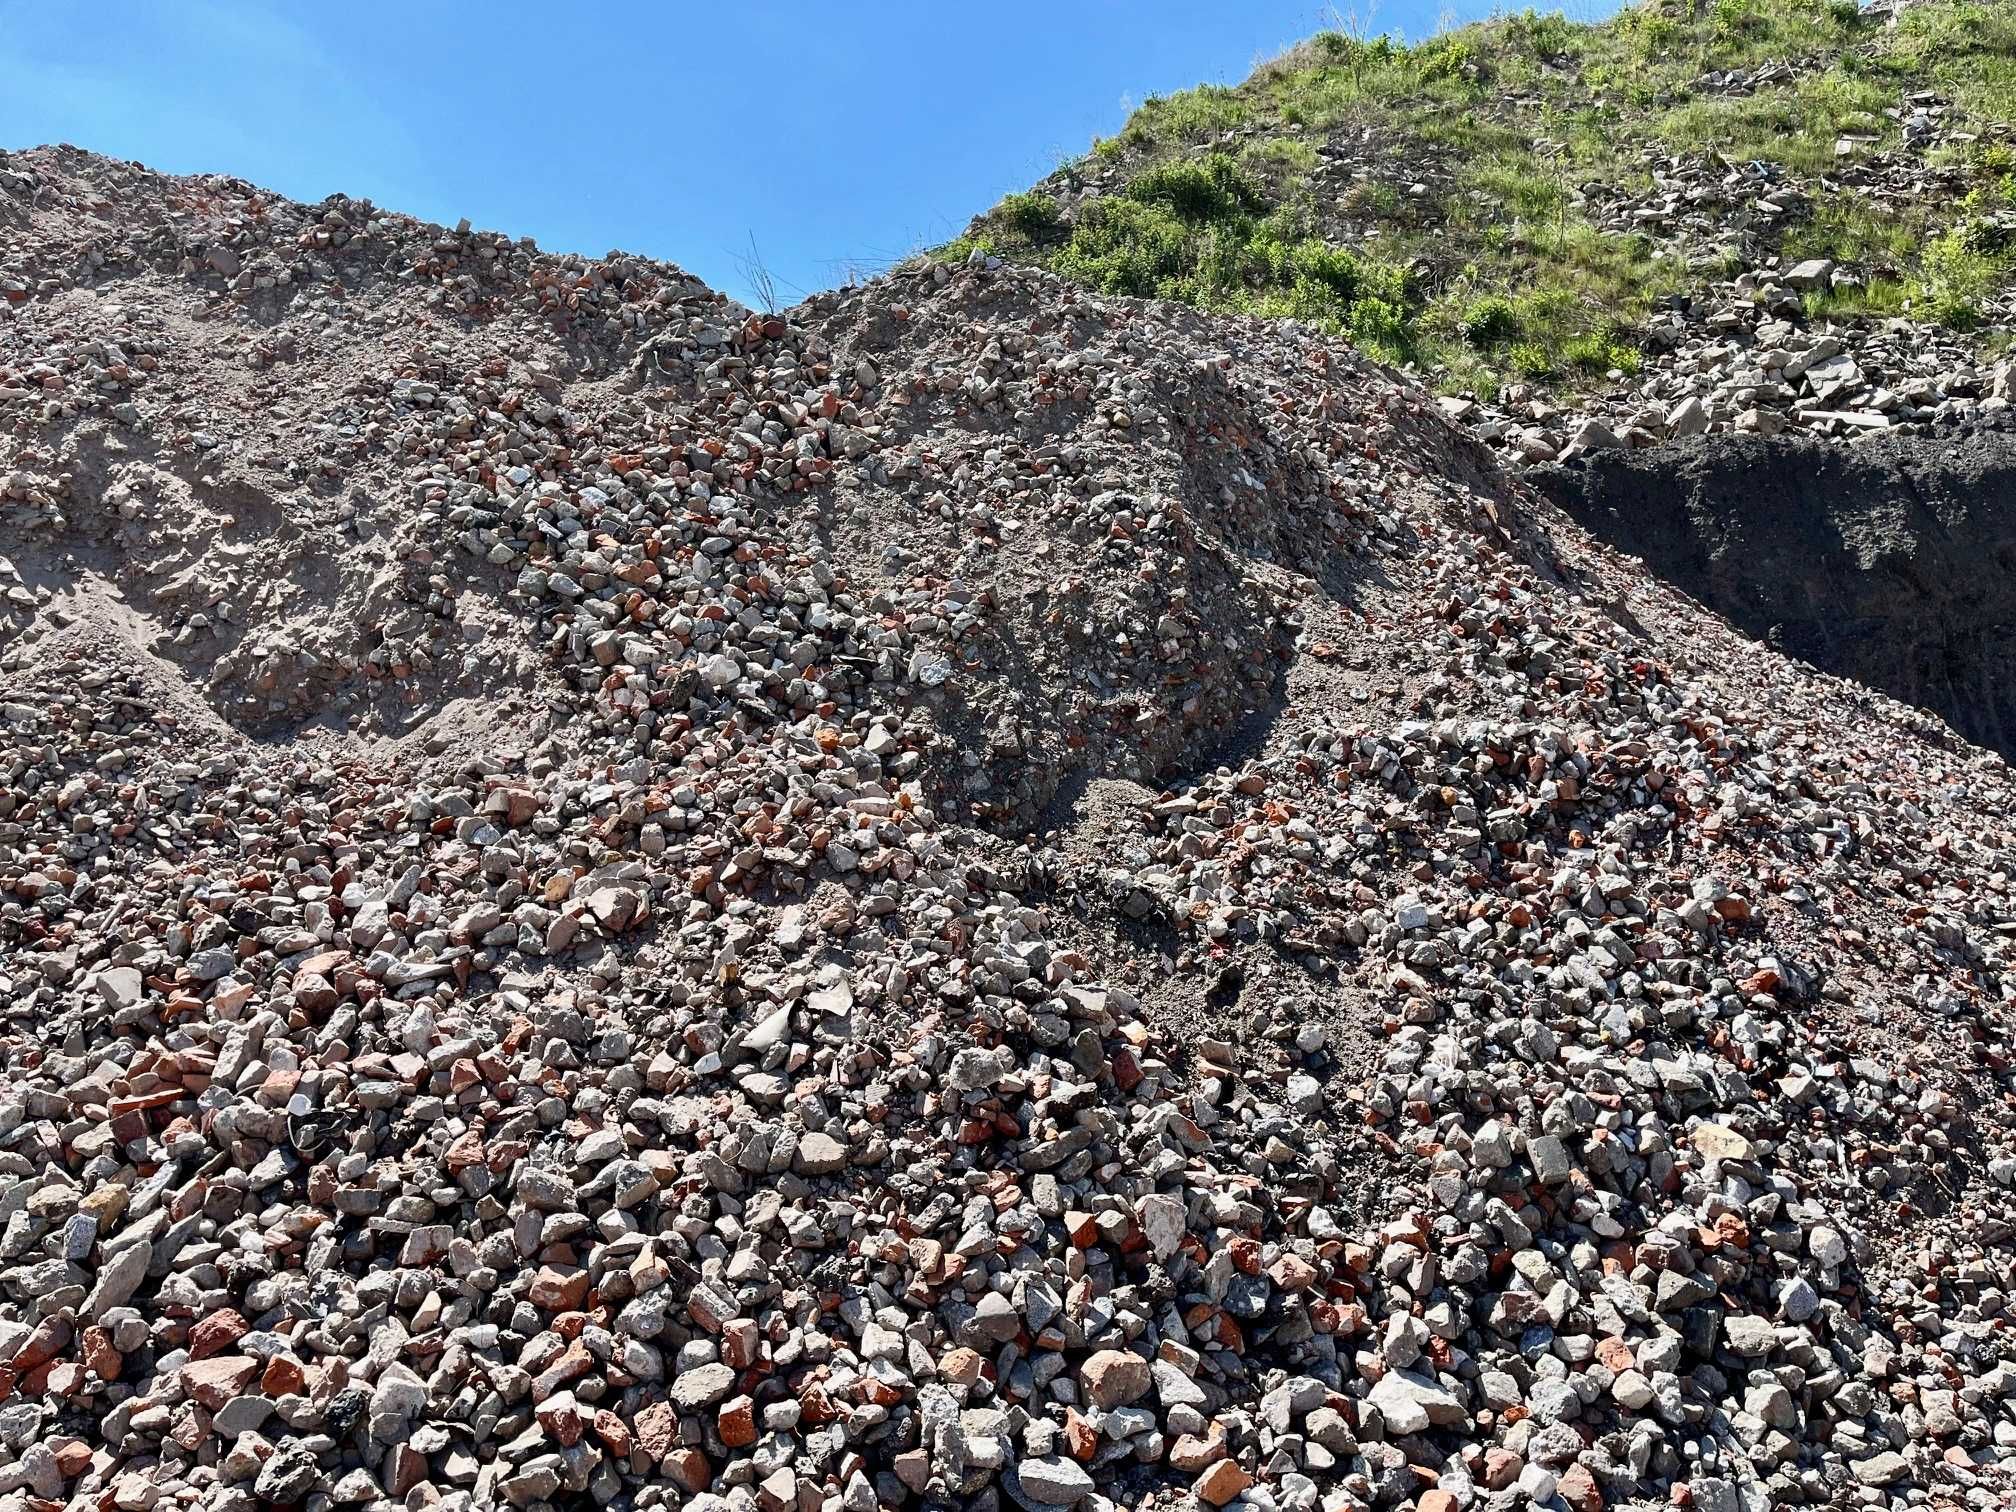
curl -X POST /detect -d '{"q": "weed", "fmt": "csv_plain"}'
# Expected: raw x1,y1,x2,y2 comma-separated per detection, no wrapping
1415,37,1476,81
992,191,1060,239
1127,154,1267,220
1121,84,1249,147
934,235,997,266
1349,294,1415,362
1461,295,1521,346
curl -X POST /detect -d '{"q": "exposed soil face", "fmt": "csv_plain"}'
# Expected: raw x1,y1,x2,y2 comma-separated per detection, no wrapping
1530,428,2016,757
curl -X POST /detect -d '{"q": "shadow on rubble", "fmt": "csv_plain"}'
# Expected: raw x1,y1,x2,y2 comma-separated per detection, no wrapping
1529,426,2016,761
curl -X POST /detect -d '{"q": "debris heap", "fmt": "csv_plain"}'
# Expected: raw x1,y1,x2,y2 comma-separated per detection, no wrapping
3,145,2015,1512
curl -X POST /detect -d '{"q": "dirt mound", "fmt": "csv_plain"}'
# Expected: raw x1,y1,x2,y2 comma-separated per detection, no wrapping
4,144,2016,1512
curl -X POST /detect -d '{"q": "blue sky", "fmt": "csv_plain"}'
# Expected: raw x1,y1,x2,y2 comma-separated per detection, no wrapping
1,1,1612,308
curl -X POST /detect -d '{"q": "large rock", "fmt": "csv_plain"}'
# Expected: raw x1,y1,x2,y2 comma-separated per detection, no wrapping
1014,1457,1094,1505
1369,1369,1470,1433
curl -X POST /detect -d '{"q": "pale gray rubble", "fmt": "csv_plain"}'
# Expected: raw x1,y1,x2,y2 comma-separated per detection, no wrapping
1,144,2015,1512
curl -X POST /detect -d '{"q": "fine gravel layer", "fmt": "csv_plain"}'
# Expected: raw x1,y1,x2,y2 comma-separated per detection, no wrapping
1529,432,2016,759
4,144,2016,1512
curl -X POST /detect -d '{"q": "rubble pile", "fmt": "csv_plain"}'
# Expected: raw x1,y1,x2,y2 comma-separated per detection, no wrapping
3,144,2016,1512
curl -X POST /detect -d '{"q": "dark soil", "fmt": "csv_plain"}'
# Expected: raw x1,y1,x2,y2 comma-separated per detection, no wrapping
1530,428,2016,757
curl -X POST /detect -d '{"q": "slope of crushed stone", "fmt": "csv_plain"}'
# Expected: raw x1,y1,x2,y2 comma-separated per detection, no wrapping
3,144,2016,1512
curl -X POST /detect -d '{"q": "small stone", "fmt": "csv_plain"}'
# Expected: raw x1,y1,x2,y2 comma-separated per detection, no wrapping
1079,1349,1150,1409
1016,1456,1094,1505
1369,1369,1468,1433
794,1132,848,1175
1557,1464,1603,1512
669,1363,735,1410
1666,396,1709,436
188,1309,249,1359
1135,1192,1186,1259
1612,1369,1654,1410
1690,1122,1755,1162
1527,1134,1572,1185
1853,1451,1910,1487
1568,418,1624,452
1194,1460,1254,1507
1724,1314,1777,1357
95,967,143,1009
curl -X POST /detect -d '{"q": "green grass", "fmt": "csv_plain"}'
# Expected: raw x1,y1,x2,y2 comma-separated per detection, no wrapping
1117,84,1249,146
1804,277,1912,321
1787,199,1927,268
1921,218,2016,327
1651,69,1891,173
953,0,2016,396
1890,1,2016,119
1016,152,1429,362
1237,136,1320,178
993,191,1060,240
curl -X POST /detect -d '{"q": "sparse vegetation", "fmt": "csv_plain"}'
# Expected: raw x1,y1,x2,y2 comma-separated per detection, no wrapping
992,190,1060,240
951,0,2016,398
1026,155,1427,361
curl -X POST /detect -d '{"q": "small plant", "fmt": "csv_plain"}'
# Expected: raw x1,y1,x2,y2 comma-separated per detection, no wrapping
993,191,1060,239
1918,220,2016,327
1969,142,2016,202
1289,240,1367,301
1564,332,1640,373
1353,181,1405,218
1127,154,1266,221
1507,342,1555,377
1461,295,1521,346
734,234,785,315
1617,6,1680,60
1349,294,1414,361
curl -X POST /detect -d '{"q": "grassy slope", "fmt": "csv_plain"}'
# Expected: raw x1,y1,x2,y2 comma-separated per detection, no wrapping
948,0,2016,402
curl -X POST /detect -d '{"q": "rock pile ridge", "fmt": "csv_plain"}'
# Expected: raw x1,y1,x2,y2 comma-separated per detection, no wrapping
2,145,2015,1512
